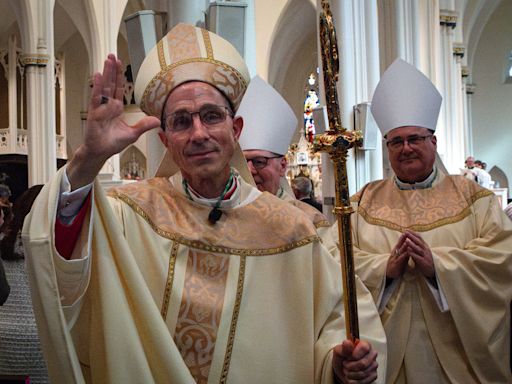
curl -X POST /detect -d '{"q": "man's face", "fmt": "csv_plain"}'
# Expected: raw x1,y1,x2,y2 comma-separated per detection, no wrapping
465,156,475,168
159,82,242,186
244,149,286,195
386,126,437,183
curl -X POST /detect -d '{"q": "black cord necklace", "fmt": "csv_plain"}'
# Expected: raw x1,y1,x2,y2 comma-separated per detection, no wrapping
182,170,234,224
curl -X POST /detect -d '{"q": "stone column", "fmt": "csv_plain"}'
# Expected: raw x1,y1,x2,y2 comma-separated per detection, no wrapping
438,10,465,173
7,35,18,152
87,0,128,182
378,0,440,77
21,0,57,186
167,0,207,30
317,0,381,223
464,82,475,157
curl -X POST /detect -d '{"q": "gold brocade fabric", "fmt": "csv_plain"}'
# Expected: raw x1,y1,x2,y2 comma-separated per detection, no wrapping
284,196,330,229
164,25,202,66
352,173,493,231
174,250,229,384
108,178,319,255
23,169,388,384
351,172,512,383
139,24,248,119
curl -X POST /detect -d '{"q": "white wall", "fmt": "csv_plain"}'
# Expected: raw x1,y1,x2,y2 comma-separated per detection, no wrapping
471,0,512,197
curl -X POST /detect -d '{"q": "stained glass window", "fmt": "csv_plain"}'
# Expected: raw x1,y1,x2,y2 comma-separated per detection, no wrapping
304,70,320,142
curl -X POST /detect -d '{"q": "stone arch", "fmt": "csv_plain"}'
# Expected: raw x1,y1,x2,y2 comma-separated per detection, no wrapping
489,165,508,190
120,145,147,180
267,0,317,143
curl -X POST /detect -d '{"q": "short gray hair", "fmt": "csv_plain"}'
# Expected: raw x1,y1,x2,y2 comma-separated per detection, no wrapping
292,177,313,197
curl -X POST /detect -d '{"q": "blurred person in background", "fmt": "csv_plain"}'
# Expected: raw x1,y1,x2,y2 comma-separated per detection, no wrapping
291,176,323,212
0,184,49,383
0,197,10,305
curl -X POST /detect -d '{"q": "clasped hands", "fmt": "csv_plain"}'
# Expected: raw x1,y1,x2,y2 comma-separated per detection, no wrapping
387,230,435,279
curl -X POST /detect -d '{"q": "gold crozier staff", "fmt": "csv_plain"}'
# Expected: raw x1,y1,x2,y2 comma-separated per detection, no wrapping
315,0,363,342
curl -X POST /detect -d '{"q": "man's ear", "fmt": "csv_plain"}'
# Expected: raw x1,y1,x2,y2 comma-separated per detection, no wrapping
431,134,437,148
232,116,243,140
158,130,168,147
279,157,288,177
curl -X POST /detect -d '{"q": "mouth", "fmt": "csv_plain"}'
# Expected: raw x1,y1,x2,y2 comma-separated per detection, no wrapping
185,147,219,160
400,157,419,163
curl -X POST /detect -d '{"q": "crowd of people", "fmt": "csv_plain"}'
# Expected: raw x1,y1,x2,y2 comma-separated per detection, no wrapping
462,155,493,188
0,23,510,384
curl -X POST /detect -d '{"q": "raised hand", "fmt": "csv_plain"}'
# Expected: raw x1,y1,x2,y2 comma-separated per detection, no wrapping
67,54,161,190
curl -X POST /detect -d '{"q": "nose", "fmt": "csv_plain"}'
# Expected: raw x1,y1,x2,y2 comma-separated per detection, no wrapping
401,140,414,152
189,114,209,141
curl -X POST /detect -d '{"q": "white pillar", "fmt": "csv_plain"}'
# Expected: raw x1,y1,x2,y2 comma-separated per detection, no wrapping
7,35,18,151
56,54,67,159
438,10,465,173
167,0,207,30
377,0,441,174
316,0,381,223
23,0,57,186
351,1,382,189
464,83,475,156
87,0,128,182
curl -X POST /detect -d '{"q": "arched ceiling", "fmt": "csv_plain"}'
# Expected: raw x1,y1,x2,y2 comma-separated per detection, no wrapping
0,2,19,48
459,0,504,68
267,0,318,142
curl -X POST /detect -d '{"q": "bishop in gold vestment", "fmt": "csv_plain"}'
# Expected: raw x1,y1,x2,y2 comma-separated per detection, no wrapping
24,169,385,383
351,170,512,383
351,58,512,383
23,23,382,383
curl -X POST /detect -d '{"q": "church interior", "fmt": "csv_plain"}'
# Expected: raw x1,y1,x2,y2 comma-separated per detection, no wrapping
0,1,512,383
0,0,511,213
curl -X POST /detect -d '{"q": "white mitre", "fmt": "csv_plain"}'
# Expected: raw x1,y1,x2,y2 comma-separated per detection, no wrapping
371,59,442,136
238,76,298,156
133,23,252,181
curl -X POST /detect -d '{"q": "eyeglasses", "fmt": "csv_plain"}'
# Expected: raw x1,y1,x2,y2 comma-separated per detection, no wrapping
246,156,282,170
386,134,433,151
165,104,233,132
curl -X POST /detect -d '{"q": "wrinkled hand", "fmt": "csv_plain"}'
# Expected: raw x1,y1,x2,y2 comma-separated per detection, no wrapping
386,234,410,279
68,54,160,189
332,340,378,383
84,53,160,160
402,230,435,278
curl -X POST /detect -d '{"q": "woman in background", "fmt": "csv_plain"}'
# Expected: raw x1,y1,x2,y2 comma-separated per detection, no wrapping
0,184,49,383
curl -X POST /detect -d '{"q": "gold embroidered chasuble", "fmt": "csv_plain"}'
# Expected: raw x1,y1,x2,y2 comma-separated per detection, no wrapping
350,172,512,383
22,168,385,384
280,190,388,379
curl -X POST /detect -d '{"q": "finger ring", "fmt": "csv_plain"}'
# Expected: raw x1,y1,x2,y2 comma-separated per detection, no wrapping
100,95,109,105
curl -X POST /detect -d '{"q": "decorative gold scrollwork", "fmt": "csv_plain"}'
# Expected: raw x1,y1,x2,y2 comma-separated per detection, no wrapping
315,0,362,342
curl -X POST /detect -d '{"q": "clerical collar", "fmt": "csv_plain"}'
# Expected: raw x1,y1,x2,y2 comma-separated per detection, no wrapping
181,169,241,223
394,167,437,190
276,186,284,198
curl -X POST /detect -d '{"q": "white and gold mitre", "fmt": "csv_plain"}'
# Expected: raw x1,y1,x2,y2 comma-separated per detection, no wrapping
371,59,442,136
134,23,250,119
238,75,298,156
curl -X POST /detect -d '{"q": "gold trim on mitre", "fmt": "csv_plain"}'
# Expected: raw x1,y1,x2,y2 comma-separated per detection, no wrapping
135,23,249,119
